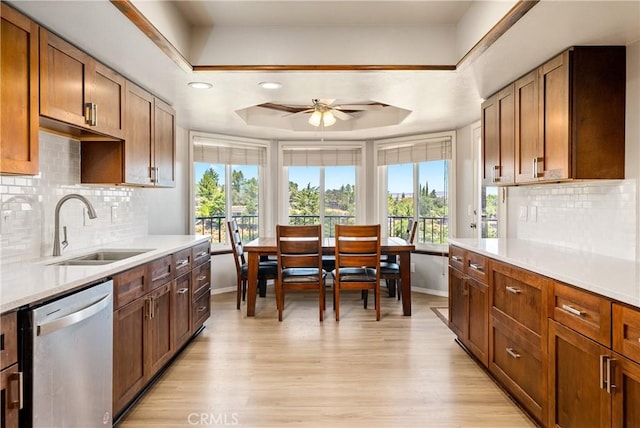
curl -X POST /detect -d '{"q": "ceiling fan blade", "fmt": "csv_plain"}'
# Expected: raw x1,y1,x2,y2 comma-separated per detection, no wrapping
334,103,386,111
258,102,310,114
283,108,314,118
331,109,353,121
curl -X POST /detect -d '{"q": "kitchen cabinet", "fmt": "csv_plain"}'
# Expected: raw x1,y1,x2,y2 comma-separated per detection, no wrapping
482,84,514,186
39,28,125,140
0,312,22,428
80,81,176,187
489,259,550,425
483,46,625,186
191,249,211,333
448,246,489,366
1,3,39,175
112,242,210,418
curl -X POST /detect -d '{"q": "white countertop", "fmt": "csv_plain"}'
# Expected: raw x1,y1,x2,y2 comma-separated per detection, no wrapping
0,235,210,313
448,238,640,309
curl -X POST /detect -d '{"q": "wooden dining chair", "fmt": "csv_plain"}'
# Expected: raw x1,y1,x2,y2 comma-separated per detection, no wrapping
333,224,381,321
228,219,278,310
381,220,417,300
275,224,326,322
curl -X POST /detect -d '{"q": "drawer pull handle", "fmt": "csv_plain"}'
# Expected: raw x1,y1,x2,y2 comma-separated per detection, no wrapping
197,306,207,313
177,288,189,294
8,371,23,409
197,275,207,281
469,263,483,271
153,272,171,282
506,286,521,294
506,348,521,359
196,251,208,258
606,357,616,394
562,304,585,317
451,255,462,262
176,259,189,267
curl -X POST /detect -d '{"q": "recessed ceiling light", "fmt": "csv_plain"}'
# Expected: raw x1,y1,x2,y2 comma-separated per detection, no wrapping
188,82,212,89
259,81,282,89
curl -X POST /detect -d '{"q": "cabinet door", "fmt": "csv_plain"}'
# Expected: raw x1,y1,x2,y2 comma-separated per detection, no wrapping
539,51,570,181
481,94,499,186
1,4,39,175
39,29,93,128
549,320,611,428
153,98,176,187
92,62,125,139
146,283,174,376
125,81,154,185
496,85,515,185
113,298,146,416
448,267,467,340
514,69,539,183
1,365,21,428
173,273,192,350
467,277,488,367
611,353,640,428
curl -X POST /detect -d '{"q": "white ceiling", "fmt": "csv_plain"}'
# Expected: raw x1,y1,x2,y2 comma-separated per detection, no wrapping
7,0,640,142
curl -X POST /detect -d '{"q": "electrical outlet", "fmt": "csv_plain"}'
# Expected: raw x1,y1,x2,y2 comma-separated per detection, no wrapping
519,206,528,221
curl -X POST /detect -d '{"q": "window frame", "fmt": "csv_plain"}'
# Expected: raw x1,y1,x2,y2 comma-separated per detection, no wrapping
278,141,367,234
375,131,456,250
189,131,272,248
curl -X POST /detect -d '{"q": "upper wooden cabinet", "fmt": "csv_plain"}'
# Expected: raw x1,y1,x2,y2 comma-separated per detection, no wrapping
482,84,515,186
1,4,39,175
81,82,176,187
39,29,125,140
483,46,626,186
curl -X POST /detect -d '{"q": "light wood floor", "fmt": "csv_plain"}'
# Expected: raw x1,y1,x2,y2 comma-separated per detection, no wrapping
119,290,536,427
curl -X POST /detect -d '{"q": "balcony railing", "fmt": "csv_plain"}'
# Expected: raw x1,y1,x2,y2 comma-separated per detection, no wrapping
195,214,448,244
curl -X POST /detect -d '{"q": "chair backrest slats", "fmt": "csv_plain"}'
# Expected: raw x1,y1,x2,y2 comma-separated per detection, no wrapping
227,220,246,274
335,224,381,272
277,225,322,270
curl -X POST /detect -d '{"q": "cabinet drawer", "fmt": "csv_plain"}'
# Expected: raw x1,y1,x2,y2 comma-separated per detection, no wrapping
114,265,148,309
449,246,465,272
173,248,192,277
466,251,488,284
552,282,611,347
490,315,544,424
192,288,211,332
149,255,174,291
192,261,211,297
613,303,640,363
491,260,549,336
1,364,21,427
0,312,18,370
192,241,210,267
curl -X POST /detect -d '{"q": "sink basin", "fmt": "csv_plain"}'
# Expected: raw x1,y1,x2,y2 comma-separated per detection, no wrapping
49,249,152,266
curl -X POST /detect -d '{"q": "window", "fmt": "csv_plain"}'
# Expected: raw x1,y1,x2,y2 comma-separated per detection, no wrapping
192,134,267,244
282,145,361,237
481,186,498,238
378,133,453,246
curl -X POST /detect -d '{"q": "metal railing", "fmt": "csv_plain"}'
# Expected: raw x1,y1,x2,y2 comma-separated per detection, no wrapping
195,214,448,244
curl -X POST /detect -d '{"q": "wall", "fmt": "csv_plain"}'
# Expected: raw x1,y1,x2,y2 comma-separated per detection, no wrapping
0,132,148,264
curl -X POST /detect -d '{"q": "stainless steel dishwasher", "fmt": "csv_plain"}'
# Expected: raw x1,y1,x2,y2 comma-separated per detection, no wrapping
22,279,113,427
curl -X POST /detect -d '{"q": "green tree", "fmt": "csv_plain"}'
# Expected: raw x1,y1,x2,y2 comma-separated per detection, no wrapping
196,168,225,217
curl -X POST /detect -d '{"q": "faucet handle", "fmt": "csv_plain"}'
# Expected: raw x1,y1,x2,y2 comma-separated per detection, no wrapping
61,226,69,250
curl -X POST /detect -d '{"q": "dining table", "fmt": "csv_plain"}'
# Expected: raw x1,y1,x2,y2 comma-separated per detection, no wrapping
243,236,415,317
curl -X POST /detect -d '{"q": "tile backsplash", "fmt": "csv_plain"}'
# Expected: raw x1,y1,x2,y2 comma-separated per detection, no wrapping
509,180,637,261
1,132,148,264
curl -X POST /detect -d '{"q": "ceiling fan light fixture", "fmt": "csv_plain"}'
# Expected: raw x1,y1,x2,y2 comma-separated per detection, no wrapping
309,110,323,127
322,111,336,127
258,81,282,89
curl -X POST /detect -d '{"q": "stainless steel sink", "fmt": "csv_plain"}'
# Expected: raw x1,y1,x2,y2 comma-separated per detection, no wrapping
49,249,152,266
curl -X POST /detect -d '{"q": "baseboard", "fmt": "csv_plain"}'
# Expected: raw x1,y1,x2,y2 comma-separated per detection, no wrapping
211,286,235,295
411,287,448,298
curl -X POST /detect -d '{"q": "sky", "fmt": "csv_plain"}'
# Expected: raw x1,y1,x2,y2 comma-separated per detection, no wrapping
194,161,448,193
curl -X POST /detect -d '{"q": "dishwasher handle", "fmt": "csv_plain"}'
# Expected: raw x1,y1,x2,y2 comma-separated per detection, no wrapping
37,293,112,336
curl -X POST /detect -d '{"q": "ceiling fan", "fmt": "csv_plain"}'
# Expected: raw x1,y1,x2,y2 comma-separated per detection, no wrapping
257,99,388,128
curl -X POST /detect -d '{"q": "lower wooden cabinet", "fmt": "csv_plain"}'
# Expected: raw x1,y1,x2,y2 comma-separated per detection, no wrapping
1,364,21,428
611,353,640,427
113,242,211,418
448,266,488,366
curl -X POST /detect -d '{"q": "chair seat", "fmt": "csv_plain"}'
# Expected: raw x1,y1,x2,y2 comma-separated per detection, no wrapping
332,267,377,282
379,261,400,274
282,267,326,283
241,261,279,278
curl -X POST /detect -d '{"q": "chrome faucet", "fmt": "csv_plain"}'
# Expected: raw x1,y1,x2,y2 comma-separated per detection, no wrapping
52,194,98,256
